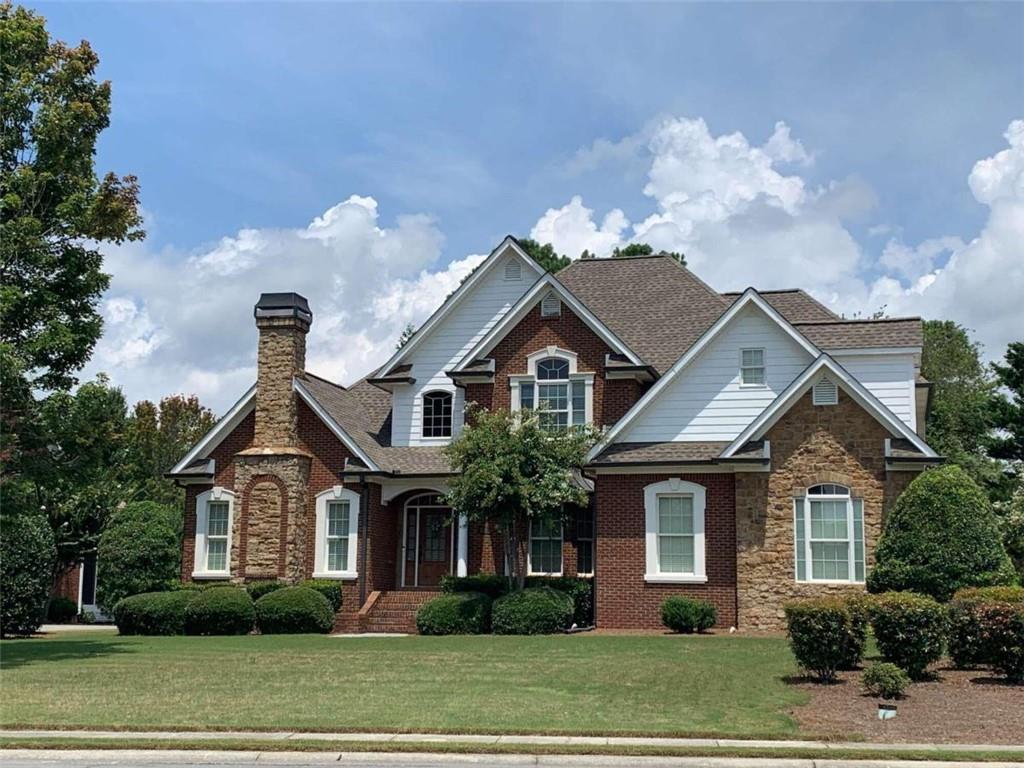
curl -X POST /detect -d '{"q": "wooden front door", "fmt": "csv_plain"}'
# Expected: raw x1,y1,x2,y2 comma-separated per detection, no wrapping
402,494,453,587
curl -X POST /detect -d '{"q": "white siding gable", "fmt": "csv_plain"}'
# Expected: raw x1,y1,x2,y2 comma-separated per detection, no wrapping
392,253,536,446
833,353,916,432
621,305,815,443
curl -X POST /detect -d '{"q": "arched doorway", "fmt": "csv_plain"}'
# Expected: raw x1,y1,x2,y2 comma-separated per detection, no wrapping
401,493,454,588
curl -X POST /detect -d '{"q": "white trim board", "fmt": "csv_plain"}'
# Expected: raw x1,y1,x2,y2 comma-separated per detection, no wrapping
453,273,644,371
586,289,820,461
293,378,381,471
169,386,256,475
721,354,936,458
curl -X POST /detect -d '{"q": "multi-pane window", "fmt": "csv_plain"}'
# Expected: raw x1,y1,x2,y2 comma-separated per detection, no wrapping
422,391,453,438
740,348,766,386
529,518,563,575
326,500,350,572
574,506,594,576
656,495,695,574
795,484,864,582
522,357,585,431
206,500,230,572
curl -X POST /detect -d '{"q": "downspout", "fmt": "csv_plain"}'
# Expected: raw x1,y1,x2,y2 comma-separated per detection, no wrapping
359,475,369,607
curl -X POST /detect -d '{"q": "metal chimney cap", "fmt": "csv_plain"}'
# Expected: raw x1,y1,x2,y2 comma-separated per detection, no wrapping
254,292,312,322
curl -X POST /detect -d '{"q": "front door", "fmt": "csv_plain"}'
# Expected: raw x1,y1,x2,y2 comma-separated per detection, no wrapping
402,494,453,587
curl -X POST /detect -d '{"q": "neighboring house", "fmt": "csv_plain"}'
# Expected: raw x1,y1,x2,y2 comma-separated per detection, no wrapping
167,237,938,632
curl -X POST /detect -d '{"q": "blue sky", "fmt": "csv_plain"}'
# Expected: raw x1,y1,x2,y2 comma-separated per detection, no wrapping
34,2,1024,412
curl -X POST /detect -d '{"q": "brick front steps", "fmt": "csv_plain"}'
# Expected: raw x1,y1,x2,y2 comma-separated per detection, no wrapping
333,589,440,634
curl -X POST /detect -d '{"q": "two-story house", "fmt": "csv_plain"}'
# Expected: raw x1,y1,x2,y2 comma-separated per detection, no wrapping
168,236,939,632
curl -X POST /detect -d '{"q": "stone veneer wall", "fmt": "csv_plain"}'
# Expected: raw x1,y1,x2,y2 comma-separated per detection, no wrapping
254,315,307,448
735,389,919,630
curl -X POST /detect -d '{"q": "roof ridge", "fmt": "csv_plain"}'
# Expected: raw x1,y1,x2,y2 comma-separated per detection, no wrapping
794,316,922,325
301,370,346,390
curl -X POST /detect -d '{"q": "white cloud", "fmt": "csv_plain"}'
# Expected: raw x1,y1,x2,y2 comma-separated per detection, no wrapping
530,196,629,257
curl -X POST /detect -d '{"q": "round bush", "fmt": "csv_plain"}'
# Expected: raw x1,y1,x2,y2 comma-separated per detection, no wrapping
114,590,196,635
949,586,1024,668
184,586,254,635
838,594,872,670
784,597,860,682
1,513,57,637
976,601,1024,683
660,596,716,634
47,596,77,624
300,579,343,612
526,576,594,627
867,466,1016,601
416,591,492,635
440,573,510,600
255,586,333,634
96,501,181,613
492,587,573,635
246,581,285,601
862,662,910,700
869,592,948,680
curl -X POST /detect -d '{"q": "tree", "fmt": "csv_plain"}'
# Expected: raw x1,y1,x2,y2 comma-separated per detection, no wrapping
125,395,216,507
1,4,144,390
0,512,55,636
96,500,180,611
516,238,571,273
990,342,1024,464
395,322,416,351
444,408,596,589
612,242,686,265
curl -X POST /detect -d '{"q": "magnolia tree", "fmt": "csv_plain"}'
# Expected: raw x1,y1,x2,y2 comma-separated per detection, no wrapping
444,408,597,589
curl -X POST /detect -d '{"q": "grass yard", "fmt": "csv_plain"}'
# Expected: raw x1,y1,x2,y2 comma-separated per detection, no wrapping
0,633,809,738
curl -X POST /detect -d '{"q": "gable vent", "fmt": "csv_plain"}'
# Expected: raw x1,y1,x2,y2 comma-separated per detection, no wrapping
540,291,561,318
812,375,838,406
504,259,522,281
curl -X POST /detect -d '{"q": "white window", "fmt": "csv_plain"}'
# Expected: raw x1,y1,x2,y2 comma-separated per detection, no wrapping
643,479,707,583
794,484,865,583
314,486,360,579
510,347,593,431
193,488,234,579
529,518,563,576
740,348,766,386
422,390,453,438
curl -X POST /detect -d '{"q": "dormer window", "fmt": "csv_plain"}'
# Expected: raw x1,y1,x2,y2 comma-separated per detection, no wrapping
740,348,766,386
422,391,453,437
511,347,593,431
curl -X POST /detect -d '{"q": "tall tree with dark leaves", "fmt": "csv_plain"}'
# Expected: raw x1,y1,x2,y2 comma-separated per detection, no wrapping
612,243,686,265
516,238,571,273
990,342,1024,464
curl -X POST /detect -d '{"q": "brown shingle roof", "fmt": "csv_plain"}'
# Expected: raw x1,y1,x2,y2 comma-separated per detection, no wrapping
794,318,923,349
557,256,729,375
722,289,839,322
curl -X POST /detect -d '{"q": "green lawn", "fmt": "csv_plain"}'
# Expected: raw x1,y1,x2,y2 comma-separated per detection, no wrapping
0,633,809,738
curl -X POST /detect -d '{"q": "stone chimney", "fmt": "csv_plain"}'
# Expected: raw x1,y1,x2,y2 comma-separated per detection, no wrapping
253,292,311,448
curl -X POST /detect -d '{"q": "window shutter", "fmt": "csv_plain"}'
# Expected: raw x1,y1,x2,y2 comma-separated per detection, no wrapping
852,498,865,581
504,259,522,281
794,498,807,581
540,292,561,317
812,375,838,405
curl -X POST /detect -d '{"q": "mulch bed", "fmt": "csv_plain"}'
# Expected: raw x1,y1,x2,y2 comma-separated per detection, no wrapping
791,663,1024,744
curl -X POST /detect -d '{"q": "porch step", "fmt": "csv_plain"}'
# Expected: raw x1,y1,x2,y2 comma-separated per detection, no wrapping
333,589,441,634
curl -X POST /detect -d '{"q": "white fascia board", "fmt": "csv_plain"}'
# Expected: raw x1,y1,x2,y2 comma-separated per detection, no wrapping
586,288,820,461
169,385,256,474
454,273,644,371
721,354,937,458
293,378,381,471
829,346,922,356
373,237,546,376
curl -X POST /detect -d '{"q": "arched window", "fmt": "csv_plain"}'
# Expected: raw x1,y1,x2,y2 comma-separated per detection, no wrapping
422,391,453,438
794,484,865,583
511,346,593,431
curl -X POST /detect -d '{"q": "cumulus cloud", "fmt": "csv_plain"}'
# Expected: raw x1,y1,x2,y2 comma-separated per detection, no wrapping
530,196,629,257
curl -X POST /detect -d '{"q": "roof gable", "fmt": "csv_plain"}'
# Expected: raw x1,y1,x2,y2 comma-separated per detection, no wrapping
169,385,256,476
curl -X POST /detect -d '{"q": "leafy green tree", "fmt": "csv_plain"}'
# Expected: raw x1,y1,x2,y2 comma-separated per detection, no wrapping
444,408,596,589
516,238,571,273
990,342,1024,464
96,500,180,611
612,242,686,265
0,511,55,637
1,3,144,390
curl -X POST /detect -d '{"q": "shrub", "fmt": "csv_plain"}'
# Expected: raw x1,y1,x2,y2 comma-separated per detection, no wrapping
525,576,593,626
300,579,343,612
869,592,948,679
416,592,492,635
114,590,196,635
976,601,1024,683
0,513,56,637
492,587,574,635
784,598,859,682
96,501,181,612
862,662,910,700
867,466,1016,601
254,587,333,634
660,596,716,633
47,596,77,624
948,586,1024,668
839,594,872,670
184,586,254,635
440,573,510,600
246,581,285,601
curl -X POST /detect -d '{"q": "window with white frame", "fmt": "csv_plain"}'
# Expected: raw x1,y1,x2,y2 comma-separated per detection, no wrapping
643,479,707,582
193,488,234,578
422,390,453,437
794,484,864,583
512,348,592,432
314,486,360,579
529,518,563,575
740,348,766,386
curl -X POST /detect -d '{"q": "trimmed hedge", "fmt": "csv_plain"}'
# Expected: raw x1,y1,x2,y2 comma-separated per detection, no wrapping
862,662,910,700
867,466,1016,601
976,601,1024,683
839,594,871,670
1,513,57,638
184,586,254,636
416,591,492,635
254,587,333,634
869,591,947,679
492,587,574,635
246,580,285,601
47,596,77,624
114,590,196,635
784,597,863,682
660,596,716,634
300,579,343,612
949,586,1024,668
525,576,593,627
96,501,181,612
440,573,510,600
